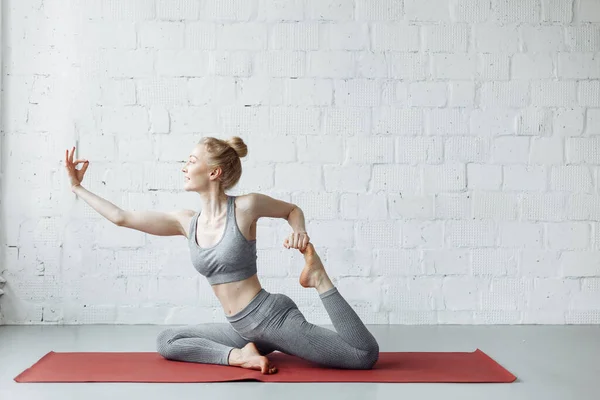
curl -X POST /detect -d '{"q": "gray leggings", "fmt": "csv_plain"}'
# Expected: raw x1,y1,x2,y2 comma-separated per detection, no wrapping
156,287,380,369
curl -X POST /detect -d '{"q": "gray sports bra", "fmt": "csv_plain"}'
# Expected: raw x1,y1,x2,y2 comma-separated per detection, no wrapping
188,195,257,285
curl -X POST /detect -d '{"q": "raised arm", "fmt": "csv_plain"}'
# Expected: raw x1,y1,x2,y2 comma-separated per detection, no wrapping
65,146,193,237
71,184,193,236
117,208,194,237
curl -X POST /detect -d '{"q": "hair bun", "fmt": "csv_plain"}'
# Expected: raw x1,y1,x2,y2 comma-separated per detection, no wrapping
226,137,248,158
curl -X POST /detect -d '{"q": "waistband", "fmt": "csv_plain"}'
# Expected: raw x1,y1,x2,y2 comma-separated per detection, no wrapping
225,288,270,323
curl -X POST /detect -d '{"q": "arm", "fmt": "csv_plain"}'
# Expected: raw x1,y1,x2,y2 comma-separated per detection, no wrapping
71,185,123,225
65,150,189,237
247,193,306,232
71,185,192,237
117,209,194,237
286,206,306,233
247,193,309,250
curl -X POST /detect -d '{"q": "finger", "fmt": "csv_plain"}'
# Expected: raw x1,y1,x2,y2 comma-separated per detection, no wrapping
65,149,73,167
293,234,299,249
81,161,89,173
69,147,74,164
283,238,289,249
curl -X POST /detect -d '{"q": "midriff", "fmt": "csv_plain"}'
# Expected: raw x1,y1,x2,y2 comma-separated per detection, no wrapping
211,273,263,317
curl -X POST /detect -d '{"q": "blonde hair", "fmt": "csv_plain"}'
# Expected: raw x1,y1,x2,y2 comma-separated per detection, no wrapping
199,136,248,190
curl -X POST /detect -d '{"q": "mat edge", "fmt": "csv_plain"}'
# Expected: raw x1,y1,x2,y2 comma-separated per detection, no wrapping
14,351,56,383
474,348,517,382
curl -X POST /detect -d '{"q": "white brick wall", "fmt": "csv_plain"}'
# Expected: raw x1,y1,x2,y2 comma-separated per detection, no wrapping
1,0,599,326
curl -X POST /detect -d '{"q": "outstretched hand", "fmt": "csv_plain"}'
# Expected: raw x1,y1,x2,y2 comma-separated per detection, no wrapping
64,146,89,189
283,231,310,252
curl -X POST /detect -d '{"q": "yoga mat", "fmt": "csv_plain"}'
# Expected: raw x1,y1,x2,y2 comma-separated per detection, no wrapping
15,349,516,383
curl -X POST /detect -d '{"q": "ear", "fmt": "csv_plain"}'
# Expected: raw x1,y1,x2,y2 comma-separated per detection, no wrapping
209,166,222,181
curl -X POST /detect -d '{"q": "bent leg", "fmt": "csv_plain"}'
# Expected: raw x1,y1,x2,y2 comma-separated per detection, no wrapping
291,243,379,367
268,307,379,369
260,293,379,369
156,323,249,365
319,287,379,354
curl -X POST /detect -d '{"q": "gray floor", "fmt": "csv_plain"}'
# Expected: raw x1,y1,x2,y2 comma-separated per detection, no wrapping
1,324,598,400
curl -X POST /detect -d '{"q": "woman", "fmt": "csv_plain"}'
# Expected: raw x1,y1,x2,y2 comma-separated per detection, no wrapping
64,136,379,375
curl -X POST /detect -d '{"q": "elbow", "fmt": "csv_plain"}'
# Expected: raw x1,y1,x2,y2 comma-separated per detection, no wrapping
114,211,126,226
287,205,300,219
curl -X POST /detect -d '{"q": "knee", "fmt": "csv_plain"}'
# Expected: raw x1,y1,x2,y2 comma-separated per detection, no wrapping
356,340,379,370
156,328,175,358
367,341,380,369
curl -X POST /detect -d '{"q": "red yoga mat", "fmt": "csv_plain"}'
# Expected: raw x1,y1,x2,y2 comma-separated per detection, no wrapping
14,349,516,383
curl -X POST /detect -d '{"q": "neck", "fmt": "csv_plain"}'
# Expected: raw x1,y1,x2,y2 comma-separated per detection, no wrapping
198,190,228,222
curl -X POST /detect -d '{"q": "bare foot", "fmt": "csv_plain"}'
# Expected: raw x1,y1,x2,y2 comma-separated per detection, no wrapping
299,243,333,294
229,342,277,375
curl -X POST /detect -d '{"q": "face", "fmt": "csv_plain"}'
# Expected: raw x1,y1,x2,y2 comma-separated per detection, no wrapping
182,145,222,192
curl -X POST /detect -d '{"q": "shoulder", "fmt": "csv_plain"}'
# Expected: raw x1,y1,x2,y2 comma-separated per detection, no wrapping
231,193,254,213
171,209,197,220
169,209,198,238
